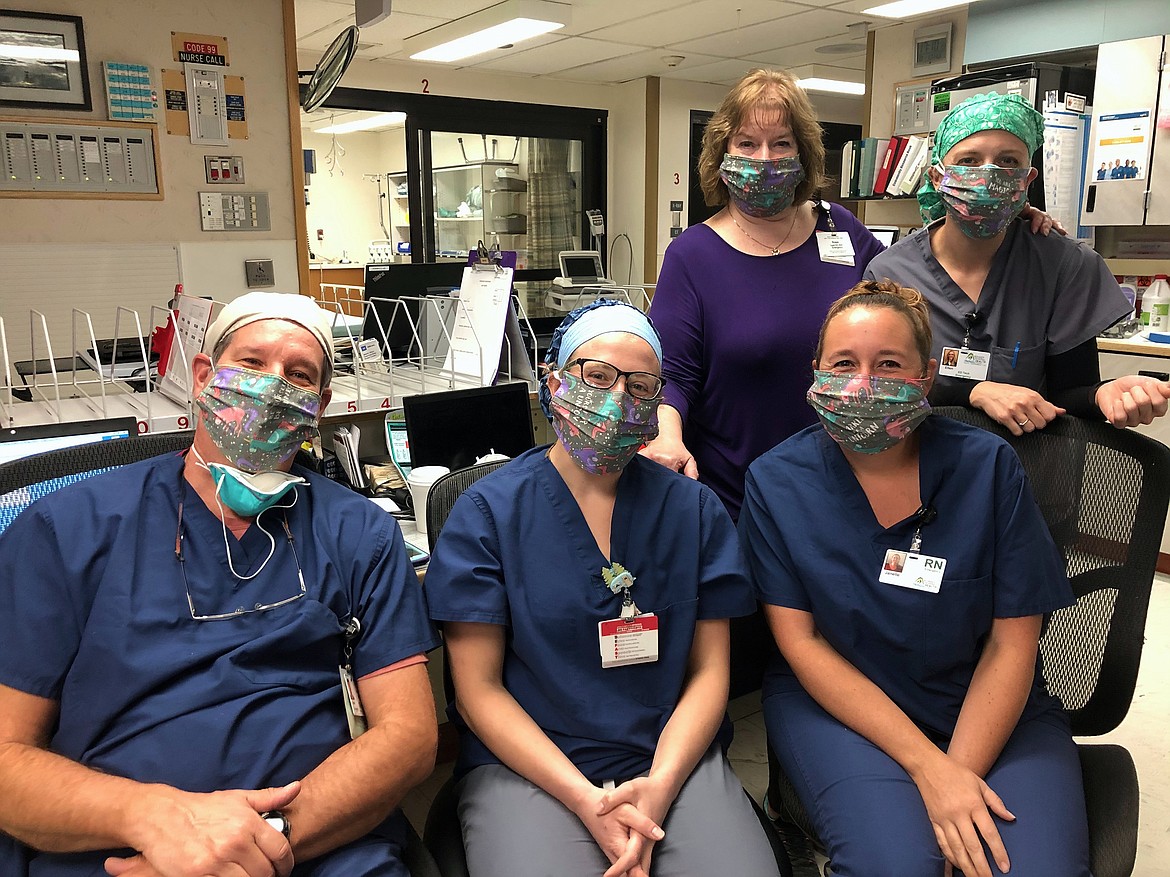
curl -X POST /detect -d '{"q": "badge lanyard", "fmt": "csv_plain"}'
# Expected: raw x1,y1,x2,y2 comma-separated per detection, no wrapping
879,503,947,593
602,562,640,620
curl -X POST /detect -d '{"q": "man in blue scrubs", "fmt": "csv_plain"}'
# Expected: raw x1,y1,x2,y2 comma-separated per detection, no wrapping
0,293,438,877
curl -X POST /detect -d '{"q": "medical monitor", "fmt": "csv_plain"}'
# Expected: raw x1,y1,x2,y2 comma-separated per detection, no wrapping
362,262,465,358
866,225,901,248
558,250,606,283
0,417,139,533
402,382,535,472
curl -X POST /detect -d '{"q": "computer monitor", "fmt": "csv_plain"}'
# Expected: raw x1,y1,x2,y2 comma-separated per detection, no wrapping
558,250,606,283
0,417,139,533
362,262,466,359
866,225,901,248
402,382,535,471
0,417,139,466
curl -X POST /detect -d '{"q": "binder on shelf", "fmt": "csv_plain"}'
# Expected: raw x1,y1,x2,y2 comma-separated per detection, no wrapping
874,136,905,195
858,137,881,198
888,135,928,196
848,139,863,198
897,136,932,195
840,140,854,198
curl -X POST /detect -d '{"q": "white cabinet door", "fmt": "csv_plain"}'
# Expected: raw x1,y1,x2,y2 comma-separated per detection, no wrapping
1145,37,1170,226
1081,35,1164,226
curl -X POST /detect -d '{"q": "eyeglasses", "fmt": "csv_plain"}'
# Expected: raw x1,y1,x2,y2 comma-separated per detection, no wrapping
175,501,306,621
563,358,664,401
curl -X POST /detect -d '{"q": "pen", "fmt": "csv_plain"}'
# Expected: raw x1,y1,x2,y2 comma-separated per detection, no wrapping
1011,342,1020,369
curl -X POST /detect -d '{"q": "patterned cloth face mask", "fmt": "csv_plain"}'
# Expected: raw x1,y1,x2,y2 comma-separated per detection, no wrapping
718,154,806,218
550,373,660,475
807,371,931,454
934,164,1031,239
195,365,321,473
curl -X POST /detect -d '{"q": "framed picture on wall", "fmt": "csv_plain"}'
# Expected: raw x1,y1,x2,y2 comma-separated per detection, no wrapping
0,10,91,111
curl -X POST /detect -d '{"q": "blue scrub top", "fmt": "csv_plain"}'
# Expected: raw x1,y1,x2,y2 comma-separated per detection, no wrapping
0,452,438,875
424,447,756,782
739,417,1073,738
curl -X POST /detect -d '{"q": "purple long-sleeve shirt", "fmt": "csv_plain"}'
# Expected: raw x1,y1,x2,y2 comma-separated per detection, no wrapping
650,204,885,520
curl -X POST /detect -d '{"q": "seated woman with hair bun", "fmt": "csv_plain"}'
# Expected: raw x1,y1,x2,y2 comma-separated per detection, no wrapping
740,279,1090,877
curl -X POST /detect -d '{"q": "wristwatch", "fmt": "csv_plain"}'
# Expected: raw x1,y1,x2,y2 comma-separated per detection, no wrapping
261,810,292,839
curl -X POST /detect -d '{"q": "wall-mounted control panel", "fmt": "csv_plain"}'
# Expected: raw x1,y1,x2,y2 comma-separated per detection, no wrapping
0,120,159,194
199,191,271,231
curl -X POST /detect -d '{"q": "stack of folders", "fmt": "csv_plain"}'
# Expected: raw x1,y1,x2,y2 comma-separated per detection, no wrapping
332,425,367,490
840,134,931,199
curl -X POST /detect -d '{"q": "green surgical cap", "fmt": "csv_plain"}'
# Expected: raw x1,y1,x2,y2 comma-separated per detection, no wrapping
917,92,1045,223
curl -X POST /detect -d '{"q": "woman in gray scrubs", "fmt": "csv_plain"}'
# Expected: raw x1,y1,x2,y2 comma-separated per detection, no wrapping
866,92,1170,436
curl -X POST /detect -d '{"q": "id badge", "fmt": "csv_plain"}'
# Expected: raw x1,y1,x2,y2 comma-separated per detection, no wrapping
938,346,990,381
599,614,659,668
879,549,946,593
816,231,855,266
339,665,368,739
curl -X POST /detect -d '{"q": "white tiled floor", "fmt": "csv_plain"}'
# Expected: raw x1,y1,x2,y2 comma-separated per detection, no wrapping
405,576,1170,875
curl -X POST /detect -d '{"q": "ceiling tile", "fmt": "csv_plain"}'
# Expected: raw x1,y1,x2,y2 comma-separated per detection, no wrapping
659,58,772,86
294,0,353,41
355,11,450,43
586,0,795,48
475,36,645,75
562,0,704,36
388,0,494,17
674,7,862,56
555,48,723,83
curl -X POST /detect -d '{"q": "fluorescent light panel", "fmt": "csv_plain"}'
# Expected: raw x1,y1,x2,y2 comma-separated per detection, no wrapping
863,0,981,18
797,77,866,95
314,112,406,134
405,0,571,63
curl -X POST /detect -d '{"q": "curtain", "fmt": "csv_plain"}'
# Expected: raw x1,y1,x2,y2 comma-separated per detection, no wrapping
526,138,576,269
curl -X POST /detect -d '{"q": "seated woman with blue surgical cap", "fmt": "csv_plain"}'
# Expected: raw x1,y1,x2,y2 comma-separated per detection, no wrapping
741,280,1089,877
424,300,781,877
866,91,1170,436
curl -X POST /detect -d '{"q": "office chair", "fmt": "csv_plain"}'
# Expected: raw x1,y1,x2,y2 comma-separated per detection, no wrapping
0,428,443,877
418,460,793,877
765,409,1170,877
0,431,194,501
423,459,510,552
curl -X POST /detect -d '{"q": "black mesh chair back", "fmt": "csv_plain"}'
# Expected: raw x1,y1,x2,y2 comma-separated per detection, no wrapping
423,460,509,552
933,407,1170,736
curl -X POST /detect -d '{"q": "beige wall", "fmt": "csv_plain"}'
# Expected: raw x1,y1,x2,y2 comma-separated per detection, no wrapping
0,0,297,310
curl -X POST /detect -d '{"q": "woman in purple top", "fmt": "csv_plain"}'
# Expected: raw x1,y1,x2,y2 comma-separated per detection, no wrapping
645,70,886,522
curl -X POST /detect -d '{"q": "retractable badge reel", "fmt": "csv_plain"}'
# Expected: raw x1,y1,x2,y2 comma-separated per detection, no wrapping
339,616,368,738
815,202,855,266
879,505,947,593
598,562,659,668
939,311,990,381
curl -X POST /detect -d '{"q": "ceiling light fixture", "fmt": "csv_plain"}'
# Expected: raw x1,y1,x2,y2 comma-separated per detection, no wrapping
313,112,407,134
404,0,570,63
862,0,983,19
792,65,866,96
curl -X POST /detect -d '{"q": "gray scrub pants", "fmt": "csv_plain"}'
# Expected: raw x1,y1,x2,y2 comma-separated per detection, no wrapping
456,745,780,877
